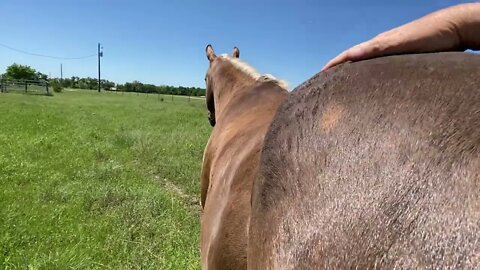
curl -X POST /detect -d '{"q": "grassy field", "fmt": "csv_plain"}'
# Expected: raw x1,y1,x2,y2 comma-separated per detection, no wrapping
0,90,210,269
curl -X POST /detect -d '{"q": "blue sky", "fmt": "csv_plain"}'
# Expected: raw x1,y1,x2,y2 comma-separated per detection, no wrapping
0,0,473,88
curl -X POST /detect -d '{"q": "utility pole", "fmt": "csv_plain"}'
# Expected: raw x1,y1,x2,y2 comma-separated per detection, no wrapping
98,43,103,92
60,63,63,81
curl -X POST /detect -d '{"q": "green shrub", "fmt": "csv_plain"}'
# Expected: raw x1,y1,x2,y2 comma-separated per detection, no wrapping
50,80,63,93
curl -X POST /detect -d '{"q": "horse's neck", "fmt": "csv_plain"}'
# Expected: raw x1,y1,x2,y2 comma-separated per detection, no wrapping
214,72,256,119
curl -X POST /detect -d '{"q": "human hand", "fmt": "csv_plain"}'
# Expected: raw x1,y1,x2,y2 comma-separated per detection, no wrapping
322,3,480,71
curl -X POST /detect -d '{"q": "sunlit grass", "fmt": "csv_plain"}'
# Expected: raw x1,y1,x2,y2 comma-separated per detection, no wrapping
0,90,210,269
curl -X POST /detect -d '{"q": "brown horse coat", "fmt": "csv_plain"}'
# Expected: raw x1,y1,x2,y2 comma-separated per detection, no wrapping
249,52,480,269
201,46,288,269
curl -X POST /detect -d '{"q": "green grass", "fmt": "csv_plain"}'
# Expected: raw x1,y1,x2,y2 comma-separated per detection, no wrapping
0,90,210,269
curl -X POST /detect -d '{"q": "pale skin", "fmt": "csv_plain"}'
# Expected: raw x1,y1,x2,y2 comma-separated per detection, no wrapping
322,3,480,71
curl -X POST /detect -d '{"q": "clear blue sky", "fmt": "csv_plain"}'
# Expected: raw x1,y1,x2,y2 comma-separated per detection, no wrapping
0,0,473,88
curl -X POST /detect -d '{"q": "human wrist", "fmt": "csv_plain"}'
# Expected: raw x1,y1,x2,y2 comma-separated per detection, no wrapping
448,3,480,50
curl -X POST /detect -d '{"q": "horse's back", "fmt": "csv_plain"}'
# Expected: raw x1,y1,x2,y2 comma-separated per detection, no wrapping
249,52,480,269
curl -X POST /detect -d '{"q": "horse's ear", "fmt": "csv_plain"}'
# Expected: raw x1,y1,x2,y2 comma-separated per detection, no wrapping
232,47,240,58
206,44,216,62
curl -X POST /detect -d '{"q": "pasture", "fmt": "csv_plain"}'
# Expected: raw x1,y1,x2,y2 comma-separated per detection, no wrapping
0,90,210,269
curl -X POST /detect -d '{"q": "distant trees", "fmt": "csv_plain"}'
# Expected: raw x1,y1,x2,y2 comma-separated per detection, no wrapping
5,63,37,80
58,77,114,91
2,63,205,97
35,72,48,81
102,80,115,90
56,76,206,96
115,81,205,96
2,63,47,81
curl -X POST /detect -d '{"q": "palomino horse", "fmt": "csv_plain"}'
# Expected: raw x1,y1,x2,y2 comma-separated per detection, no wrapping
201,45,288,269
249,52,480,269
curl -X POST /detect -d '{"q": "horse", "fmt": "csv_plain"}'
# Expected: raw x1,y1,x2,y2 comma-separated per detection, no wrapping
200,45,289,269
249,52,480,269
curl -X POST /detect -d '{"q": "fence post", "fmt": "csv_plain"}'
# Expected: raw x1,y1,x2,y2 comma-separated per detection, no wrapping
46,81,49,94
25,81,28,93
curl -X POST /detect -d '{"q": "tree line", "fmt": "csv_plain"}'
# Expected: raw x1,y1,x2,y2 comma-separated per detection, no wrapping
61,77,205,96
117,81,205,96
1,63,206,97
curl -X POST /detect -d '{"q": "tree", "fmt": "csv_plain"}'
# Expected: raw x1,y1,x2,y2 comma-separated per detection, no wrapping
35,72,48,81
5,63,37,80
102,80,115,90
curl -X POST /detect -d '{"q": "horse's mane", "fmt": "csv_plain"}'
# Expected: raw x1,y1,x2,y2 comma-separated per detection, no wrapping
220,54,289,90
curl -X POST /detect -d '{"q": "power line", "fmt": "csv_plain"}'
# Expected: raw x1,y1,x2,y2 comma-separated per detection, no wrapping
0,42,96,60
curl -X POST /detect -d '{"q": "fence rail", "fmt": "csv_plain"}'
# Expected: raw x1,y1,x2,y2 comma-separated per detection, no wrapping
0,79,49,94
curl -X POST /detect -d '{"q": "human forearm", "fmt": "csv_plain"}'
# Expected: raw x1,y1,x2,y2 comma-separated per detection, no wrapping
322,3,480,70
